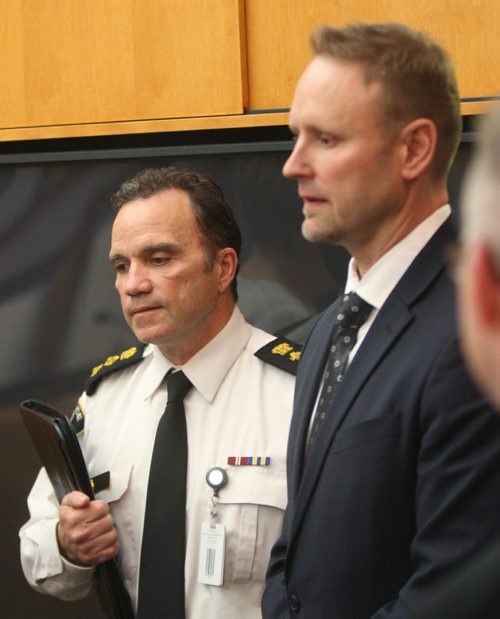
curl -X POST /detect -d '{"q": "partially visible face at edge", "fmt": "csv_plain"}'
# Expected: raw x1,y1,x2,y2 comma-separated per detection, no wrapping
457,158,500,410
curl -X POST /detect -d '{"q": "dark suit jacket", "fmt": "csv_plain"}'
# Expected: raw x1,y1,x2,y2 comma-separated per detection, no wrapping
410,535,500,618
262,220,500,618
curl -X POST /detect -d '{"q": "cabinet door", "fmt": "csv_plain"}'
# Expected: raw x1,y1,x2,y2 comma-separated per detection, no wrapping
245,0,499,115
1,0,247,128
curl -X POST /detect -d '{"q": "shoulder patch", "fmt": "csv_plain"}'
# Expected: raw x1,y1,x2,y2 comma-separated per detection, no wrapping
254,337,302,375
85,344,146,396
70,400,85,435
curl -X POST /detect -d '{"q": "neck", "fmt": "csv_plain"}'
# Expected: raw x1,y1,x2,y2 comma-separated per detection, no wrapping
352,183,448,277
159,299,235,366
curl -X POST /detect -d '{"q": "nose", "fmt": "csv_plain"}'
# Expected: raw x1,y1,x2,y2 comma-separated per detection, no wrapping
282,139,312,179
122,263,153,297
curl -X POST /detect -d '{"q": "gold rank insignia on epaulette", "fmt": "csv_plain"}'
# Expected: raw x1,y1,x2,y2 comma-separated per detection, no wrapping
70,400,85,435
85,344,146,396
254,337,302,375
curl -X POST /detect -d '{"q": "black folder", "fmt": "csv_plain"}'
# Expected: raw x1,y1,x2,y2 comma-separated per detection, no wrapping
19,399,134,619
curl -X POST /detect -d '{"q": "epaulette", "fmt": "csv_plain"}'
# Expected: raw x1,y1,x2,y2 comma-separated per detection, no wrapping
254,337,302,375
85,344,146,396
70,399,85,435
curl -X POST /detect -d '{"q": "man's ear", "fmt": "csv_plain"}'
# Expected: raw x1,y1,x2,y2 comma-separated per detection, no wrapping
399,118,437,181
474,244,500,327
216,248,238,294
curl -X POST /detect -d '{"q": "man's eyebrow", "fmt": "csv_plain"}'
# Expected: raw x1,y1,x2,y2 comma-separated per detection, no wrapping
108,243,178,264
142,243,178,255
108,252,124,265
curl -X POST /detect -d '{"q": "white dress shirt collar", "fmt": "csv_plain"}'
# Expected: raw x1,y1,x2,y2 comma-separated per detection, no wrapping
142,307,250,402
345,204,451,308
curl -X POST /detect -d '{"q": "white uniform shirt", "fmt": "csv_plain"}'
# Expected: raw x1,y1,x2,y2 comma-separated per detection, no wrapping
20,308,296,618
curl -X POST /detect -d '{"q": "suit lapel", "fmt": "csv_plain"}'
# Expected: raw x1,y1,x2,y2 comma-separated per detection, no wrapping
290,296,413,536
288,219,454,543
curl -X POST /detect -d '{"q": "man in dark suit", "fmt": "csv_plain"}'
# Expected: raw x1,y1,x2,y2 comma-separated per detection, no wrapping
409,106,500,619
262,23,500,618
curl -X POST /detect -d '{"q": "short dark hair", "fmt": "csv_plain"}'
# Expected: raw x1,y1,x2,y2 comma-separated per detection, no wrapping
311,22,462,180
111,166,241,299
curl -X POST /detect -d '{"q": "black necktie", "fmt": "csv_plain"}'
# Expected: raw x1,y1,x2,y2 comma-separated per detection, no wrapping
308,292,373,448
137,370,193,619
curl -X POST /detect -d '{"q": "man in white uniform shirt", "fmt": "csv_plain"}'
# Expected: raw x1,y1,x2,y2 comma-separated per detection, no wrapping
20,166,298,618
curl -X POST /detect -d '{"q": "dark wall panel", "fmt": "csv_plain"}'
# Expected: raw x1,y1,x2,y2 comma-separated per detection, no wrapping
0,125,473,618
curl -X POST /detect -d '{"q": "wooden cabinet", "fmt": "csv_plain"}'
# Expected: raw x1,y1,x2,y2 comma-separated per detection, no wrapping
0,0,497,141
1,0,247,133
245,0,499,117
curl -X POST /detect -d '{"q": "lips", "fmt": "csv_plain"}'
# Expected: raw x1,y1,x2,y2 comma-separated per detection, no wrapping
130,305,161,317
299,186,327,201
302,195,325,202
300,193,329,208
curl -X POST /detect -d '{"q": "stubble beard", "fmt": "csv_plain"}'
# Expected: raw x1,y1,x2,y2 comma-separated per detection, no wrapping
301,214,343,246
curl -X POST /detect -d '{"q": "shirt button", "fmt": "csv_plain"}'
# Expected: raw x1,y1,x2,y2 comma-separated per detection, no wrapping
289,594,301,613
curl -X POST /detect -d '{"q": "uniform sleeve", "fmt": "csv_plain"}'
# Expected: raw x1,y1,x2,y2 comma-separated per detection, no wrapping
19,461,95,600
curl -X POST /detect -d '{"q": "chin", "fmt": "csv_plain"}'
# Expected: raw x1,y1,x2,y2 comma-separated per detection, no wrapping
302,222,326,243
302,222,341,246
465,342,500,411
132,326,167,346
475,367,500,412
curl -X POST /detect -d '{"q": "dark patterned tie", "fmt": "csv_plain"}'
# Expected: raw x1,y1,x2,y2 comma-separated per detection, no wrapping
308,292,373,448
137,370,193,619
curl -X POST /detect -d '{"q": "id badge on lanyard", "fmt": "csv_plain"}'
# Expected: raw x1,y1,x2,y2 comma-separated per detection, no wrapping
197,467,228,586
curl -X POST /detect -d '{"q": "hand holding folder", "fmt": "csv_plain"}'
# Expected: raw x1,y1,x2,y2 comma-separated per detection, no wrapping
19,399,134,619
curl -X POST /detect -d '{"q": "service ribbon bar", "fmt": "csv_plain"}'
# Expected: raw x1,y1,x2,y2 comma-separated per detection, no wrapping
227,456,271,466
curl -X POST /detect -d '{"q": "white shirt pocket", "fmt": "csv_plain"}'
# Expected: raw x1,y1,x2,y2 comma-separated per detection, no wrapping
216,466,287,583
93,466,133,504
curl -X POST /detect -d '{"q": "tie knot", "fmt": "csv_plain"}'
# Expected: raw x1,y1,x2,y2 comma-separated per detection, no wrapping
166,370,192,402
335,292,373,329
